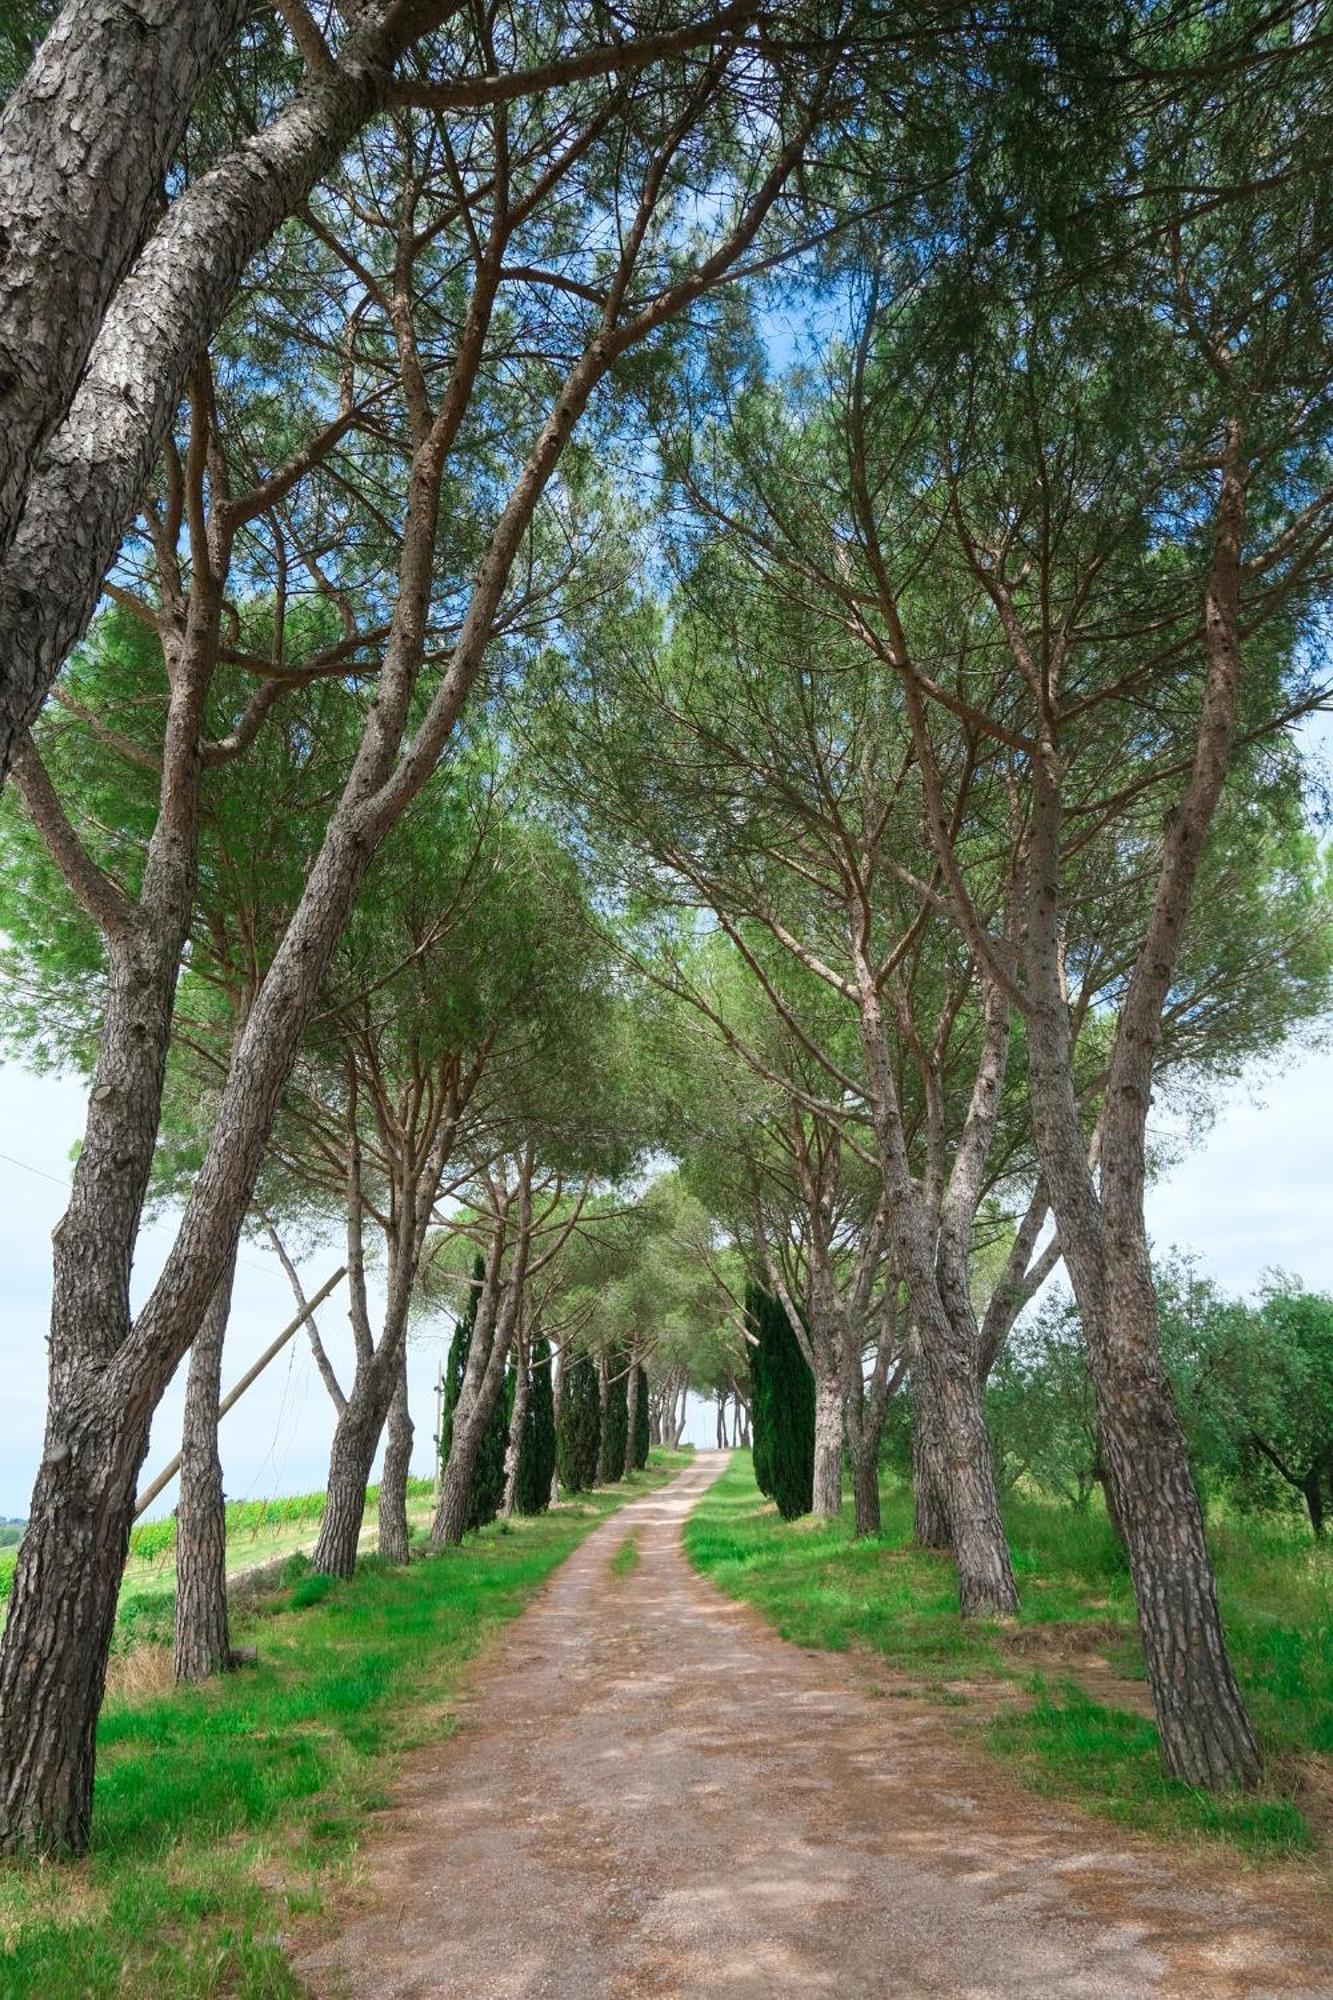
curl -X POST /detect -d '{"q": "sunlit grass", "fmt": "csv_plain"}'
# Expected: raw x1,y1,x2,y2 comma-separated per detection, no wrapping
0,1449,692,1999
685,1453,1331,1860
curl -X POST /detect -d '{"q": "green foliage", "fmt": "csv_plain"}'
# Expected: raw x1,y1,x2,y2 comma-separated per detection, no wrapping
557,1354,601,1495
747,1285,814,1521
515,1335,557,1515
632,1364,650,1470
599,1349,629,1484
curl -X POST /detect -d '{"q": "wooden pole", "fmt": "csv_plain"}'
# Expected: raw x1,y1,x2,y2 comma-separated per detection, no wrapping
133,1265,348,1518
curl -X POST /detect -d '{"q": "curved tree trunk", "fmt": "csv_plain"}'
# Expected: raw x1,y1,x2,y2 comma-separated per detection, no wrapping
0,1386,147,1856
376,1347,413,1563
173,1247,238,1681
313,1382,391,1579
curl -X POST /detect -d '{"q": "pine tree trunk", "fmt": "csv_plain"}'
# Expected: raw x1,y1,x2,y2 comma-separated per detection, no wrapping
811,1368,843,1517
624,1354,640,1477
376,1348,413,1563
852,964,1017,1615
313,1395,385,1579
1303,1469,1325,1539
435,1334,514,1546
912,1372,953,1549
0,1376,147,1856
852,1442,881,1537
502,1358,529,1518
173,1248,238,1681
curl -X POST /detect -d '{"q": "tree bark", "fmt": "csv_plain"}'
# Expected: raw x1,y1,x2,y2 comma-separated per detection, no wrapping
0,0,246,573
376,1346,413,1563
313,1394,386,1580
852,962,1017,1614
912,1362,953,1549
0,0,435,780
851,1441,881,1538
624,1347,640,1477
173,1246,238,1681
501,1339,529,1519
811,1365,843,1517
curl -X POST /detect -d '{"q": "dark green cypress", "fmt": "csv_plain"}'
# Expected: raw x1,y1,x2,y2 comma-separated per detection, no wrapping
557,1352,602,1494
600,1349,629,1483
440,1254,510,1531
632,1364,650,1470
516,1333,557,1514
747,1283,814,1520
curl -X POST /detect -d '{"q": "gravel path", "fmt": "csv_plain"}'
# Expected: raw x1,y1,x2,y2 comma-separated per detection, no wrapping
295,1453,1333,1999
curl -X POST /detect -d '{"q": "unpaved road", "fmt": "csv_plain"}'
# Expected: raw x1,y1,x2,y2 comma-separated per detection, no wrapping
295,1454,1333,2000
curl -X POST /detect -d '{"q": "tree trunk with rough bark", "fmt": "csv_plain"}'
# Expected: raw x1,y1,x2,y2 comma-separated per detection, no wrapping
811,1366,843,1517
851,1442,881,1537
376,1347,413,1563
852,965,1017,1615
173,1248,238,1681
912,1364,953,1548
624,1354,640,1478
501,1347,529,1519
0,0,246,576
313,1377,394,1579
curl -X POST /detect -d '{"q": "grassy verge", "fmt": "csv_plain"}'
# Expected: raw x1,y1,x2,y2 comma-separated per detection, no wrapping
0,1448,693,1999
684,1453,1331,1862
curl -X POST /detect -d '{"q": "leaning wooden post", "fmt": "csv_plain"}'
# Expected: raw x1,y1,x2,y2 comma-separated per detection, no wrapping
133,1266,347,1518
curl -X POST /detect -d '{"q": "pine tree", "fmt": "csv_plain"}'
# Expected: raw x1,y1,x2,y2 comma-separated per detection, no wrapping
632,1364,650,1470
557,1352,602,1494
747,1284,814,1520
600,1348,629,1482
516,1333,557,1514
440,1256,511,1531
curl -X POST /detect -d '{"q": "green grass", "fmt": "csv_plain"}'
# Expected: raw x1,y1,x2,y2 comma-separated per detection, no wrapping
685,1453,1332,1862
0,1478,442,1615
0,1449,693,1999
609,1532,641,1580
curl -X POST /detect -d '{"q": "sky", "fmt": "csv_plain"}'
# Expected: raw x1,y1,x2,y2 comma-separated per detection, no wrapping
1,1025,1329,1520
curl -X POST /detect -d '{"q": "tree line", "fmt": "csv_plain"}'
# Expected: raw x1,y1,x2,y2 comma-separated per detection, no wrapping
1,0,1332,1859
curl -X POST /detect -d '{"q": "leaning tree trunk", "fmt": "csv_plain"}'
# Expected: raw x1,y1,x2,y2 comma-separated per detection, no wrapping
811,1365,843,1517
174,1248,239,1681
435,1350,510,1546
376,1347,413,1563
0,1381,150,1856
313,1368,395,1578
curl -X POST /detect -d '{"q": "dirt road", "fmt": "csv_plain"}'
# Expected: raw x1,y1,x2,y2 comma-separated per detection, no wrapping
295,1453,1333,1999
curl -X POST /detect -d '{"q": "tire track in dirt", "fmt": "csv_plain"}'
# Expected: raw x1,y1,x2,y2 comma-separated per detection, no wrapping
293,1453,1333,1999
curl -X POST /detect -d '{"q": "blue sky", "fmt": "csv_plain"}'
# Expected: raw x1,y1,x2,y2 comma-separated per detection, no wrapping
1,1027,1329,1519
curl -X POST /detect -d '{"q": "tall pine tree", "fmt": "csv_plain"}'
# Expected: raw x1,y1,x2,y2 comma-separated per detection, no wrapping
747,1284,814,1521
557,1352,602,1494
515,1333,557,1514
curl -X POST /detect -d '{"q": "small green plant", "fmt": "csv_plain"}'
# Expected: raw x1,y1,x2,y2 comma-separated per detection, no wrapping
610,1532,640,1580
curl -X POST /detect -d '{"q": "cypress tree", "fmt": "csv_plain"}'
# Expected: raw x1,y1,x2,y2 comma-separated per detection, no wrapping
515,1333,557,1514
557,1352,601,1494
600,1348,629,1482
632,1364,650,1470
747,1283,814,1520
440,1255,511,1531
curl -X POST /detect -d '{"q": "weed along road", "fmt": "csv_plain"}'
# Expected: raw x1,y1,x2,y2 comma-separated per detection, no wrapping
295,1456,1333,1998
